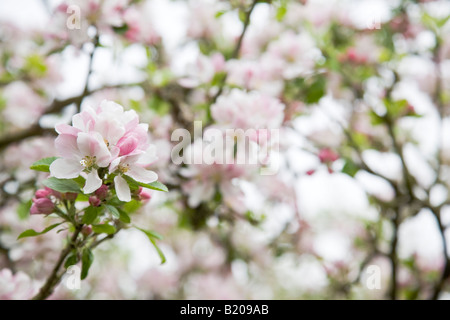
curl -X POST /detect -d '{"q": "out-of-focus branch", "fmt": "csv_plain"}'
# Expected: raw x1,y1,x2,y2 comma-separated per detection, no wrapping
0,240,15,272
429,205,450,300
0,83,143,150
32,224,83,300
211,0,258,104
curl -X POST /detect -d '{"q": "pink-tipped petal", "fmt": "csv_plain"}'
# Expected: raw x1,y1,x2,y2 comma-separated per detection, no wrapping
55,134,81,158
55,123,81,136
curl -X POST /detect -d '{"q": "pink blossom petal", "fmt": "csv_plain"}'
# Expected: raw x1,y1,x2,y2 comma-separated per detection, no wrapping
55,124,81,136
115,175,131,202
55,134,80,158
117,136,139,156
95,117,125,145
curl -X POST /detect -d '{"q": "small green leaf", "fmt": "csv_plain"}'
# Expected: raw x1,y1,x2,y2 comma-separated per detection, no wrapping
305,76,326,104
104,204,120,219
30,157,59,172
117,208,131,224
149,238,166,265
17,223,63,240
72,176,86,188
92,224,116,235
42,177,82,194
64,251,79,269
82,206,102,225
123,199,142,213
17,200,32,220
135,227,166,264
276,5,287,22
215,10,226,18
342,160,359,177
80,248,94,280
123,176,168,192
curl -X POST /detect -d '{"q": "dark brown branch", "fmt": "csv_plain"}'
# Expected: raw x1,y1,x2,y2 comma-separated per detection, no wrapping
32,225,83,300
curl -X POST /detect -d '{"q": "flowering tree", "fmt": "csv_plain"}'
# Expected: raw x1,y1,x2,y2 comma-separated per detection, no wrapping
0,0,450,300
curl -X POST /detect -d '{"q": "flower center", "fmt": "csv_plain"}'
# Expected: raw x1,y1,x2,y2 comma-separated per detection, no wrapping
80,156,97,168
119,164,130,173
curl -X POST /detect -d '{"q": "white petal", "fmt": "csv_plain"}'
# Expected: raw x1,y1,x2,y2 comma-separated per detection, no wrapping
127,165,158,184
115,175,131,202
109,157,121,173
50,158,83,179
55,134,81,158
83,170,102,194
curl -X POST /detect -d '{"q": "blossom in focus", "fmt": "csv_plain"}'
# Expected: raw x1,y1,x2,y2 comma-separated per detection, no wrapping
110,148,158,202
50,100,158,199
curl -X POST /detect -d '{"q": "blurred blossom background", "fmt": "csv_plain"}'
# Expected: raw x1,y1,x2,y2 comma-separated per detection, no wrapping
0,0,450,300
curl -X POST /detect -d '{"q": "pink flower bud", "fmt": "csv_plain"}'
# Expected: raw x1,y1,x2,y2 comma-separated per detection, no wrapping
46,187,62,200
82,225,93,237
30,198,55,215
95,185,109,200
137,187,152,203
35,188,51,199
306,169,315,176
318,148,339,163
89,196,101,207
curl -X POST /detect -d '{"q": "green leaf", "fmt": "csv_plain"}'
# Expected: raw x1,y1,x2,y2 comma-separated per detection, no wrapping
42,177,82,194
82,206,102,225
149,238,166,265
342,160,359,177
72,176,86,188
92,224,116,235
135,227,166,264
64,251,79,269
276,5,287,22
80,248,94,280
305,76,326,104
123,199,142,214
17,223,63,240
30,157,58,172
17,200,32,220
25,54,47,77
117,208,131,224
104,204,120,219
369,110,385,126
215,10,226,18
123,176,168,192
238,9,247,23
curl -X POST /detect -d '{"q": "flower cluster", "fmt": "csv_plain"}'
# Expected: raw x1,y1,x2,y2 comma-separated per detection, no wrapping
50,100,158,202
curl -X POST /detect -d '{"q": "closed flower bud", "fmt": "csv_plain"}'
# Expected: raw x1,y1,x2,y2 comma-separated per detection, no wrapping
81,225,93,237
137,187,152,203
35,188,52,199
30,198,55,215
89,196,101,207
318,148,339,163
95,184,109,200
